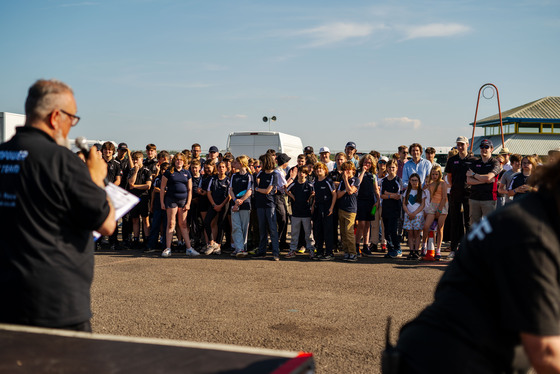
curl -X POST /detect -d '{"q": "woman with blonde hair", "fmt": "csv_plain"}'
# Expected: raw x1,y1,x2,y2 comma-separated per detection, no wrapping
160,153,199,257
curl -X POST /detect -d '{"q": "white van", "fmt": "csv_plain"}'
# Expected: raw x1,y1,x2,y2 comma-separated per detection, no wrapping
226,131,303,167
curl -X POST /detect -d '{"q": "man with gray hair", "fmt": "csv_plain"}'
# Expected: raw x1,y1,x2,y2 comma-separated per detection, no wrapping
0,79,115,331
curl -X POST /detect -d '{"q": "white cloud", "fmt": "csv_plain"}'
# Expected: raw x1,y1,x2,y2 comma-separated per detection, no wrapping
295,22,382,47
359,117,421,129
403,23,470,40
221,114,248,119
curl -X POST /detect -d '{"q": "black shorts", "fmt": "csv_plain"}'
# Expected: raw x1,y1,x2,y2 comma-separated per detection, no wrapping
356,199,376,221
198,196,210,212
130,196,149,218
164,195,187,209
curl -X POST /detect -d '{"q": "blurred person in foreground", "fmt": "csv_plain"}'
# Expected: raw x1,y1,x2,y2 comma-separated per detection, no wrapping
392,157,560,373
0,79,115,331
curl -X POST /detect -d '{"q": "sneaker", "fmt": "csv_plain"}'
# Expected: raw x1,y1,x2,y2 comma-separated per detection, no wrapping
381,244,387,252
185,247,200,257
161,248,172,257
248,249,258,255
321,254,334,261
285,251,296,259
273,256,280,261
312,254,320,261
447,251,456,259
434,254,442,261
362,247,375,257
252,252,266,258
236,250,248,258
213,247,221,255
343,253,350,261
231,249,239,257
347,254,358,262
297,247,306,254
203,243,216,255
407,251,419,260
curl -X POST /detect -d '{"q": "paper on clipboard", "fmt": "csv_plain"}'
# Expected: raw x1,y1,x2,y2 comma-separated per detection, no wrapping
93,182,140,240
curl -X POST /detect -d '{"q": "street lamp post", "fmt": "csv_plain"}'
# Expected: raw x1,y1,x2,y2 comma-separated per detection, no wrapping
262,115,277,131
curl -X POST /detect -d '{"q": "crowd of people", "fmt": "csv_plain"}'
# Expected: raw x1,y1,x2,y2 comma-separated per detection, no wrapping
94,137,560,262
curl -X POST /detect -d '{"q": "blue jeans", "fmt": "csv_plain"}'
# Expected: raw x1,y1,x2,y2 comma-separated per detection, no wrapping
231,209,251,251
257,207,279,256
147,208,167,249
383,215,401,256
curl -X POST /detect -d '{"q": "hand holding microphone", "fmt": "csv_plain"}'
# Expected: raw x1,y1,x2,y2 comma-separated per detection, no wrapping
75,137,107,187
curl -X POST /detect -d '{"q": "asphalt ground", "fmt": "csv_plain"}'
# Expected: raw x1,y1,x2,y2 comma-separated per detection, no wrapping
91,243,449,373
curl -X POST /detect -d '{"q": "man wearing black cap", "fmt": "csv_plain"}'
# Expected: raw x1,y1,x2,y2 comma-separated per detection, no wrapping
207,146,219,164
345,141,359,168
466,139,500,225
303,146,314,156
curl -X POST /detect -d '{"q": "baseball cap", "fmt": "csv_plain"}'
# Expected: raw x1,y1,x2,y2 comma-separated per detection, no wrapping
455,136,468,144
304,146,314,154
480,139,494,148
276,153,291,165
345,141,357,149
208,146,219,153
319,146,330,154
379,156,389,163
499,147,510,155
118,142,128,150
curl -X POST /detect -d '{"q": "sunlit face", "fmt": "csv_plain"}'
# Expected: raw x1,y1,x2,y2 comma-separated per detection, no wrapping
426,152,435,162
399,148,408,159
217,163,227,174
191,165,201,175
133,157,143,167
387,165,397,175
102,148,114,160
377,161,386,172
336,156,346,167
430,168,441,181
345,146,356,157
147,149,157,159
315,168,326,178
456,142,467,153
297,158,305,167
174,158,184,169
409,177,420,187
320,152,330,162
521,158,533,172
511,160,521,170
479,144,492,157
204,165,214,175
298,169,308,179
410,146,421,160
192,146,201,156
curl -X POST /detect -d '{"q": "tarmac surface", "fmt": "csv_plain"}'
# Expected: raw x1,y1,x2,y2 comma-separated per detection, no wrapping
91,246,449,373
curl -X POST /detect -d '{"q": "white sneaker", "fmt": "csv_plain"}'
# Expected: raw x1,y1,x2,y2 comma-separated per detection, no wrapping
236,250,248,258
213,247,221,255
203,245,214,255
186,247,200,257
161,248,172,257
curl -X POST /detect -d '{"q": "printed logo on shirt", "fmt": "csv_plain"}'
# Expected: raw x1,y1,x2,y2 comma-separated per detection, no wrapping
467,217,493,242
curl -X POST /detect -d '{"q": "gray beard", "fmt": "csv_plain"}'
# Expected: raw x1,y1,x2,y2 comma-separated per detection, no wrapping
54,127,70,148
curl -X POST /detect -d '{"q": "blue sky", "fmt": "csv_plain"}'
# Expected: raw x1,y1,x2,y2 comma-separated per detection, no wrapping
1,0,559,152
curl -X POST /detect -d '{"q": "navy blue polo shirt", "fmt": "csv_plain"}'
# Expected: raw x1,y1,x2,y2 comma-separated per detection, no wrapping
287,180,313,217
338,176,360,213
313,178,335,207
208,175,230,205
254,171,277,209
230,172,253,210
164,169,192,201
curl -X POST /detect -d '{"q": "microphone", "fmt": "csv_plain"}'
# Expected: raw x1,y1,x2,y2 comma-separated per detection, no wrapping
75,136,90,157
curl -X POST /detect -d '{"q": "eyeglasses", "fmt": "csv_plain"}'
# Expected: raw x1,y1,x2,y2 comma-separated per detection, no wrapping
59,109,81,126
480,145,490,149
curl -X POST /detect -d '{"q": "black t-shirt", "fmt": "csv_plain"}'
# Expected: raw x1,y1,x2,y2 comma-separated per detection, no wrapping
191,175,202,198
208,175,230,205
380,176,403,218
445,153,476,199
105,158,122,184
313,178,335,207
0,127,110,327
510,173,530,200
287,180,313,217
470,157,501,201
397,190,560,372
128,167,152,197
144,157,158,176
